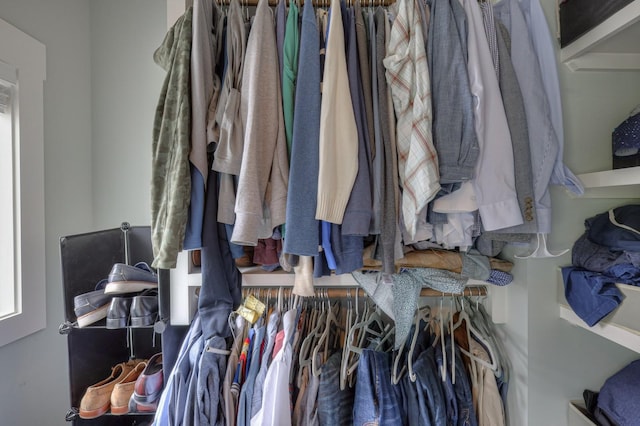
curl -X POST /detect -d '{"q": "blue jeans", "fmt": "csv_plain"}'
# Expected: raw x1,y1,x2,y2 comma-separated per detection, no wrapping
435,342,458,425
448,341,477,426
353,349,402,426
317,352,354,426
413,347,447,426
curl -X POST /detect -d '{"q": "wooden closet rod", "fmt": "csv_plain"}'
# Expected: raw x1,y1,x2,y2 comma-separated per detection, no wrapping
242,285,488,298
210,0,396,7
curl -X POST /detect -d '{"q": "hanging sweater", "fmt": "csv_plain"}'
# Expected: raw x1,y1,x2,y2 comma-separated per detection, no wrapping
231,0,289,246
150,7,193,269
283,0,321,257
315,0,358,225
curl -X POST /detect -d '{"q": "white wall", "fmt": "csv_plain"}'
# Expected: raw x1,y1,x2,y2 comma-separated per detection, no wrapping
522,1,640,424
90,0,166,229
0,1,92,425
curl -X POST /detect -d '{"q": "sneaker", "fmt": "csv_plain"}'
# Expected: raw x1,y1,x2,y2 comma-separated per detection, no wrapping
130,289,159,328
74,279,113,328
105,262,158,294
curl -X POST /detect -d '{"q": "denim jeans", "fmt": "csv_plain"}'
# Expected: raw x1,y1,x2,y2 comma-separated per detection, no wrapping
413,347,447,426
435,343,458,426
318,352,354,426
353,349,402,426
448,341,477,426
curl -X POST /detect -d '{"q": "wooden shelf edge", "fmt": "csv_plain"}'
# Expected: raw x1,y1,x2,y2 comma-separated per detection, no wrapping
559,304,640,353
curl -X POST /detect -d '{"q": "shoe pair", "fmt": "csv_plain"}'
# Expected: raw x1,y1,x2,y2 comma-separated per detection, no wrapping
106,289,159,329
73,262,157,328
78,358,147,419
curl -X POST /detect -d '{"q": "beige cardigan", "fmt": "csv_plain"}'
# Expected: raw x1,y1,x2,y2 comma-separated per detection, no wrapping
315,0,359,224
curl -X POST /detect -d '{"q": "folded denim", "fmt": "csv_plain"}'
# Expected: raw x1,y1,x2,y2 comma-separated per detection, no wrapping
561,267,625,327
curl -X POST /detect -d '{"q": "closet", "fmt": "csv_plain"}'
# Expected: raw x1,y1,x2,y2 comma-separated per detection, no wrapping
150,0,640,425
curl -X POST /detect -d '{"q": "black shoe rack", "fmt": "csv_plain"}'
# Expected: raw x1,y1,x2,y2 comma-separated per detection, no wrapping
59,223,161,425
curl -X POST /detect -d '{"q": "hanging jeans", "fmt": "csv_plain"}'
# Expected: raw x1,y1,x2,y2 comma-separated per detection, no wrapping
353,349,402,425
317,352,354,426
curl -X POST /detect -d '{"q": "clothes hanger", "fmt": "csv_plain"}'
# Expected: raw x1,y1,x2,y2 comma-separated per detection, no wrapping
340,289,354,390
515,233,569,259
391,302,427,385
451,296,497,385
345,303,390,375
312,298,341,376
401,303,431,383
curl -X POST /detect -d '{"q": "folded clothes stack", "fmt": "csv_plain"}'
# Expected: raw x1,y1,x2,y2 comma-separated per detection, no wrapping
563,205,640,326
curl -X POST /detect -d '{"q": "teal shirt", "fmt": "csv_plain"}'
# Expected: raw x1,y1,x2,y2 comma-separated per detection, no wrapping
283,1,300,160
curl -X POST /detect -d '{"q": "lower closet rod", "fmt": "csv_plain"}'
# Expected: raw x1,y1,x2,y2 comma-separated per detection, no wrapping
242,285,487,298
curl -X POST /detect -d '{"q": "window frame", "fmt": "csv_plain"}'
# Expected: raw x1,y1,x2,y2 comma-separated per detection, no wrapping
0,17,46,347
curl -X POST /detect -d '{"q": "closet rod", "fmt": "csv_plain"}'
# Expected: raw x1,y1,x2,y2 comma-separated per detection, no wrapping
242,285,488,298
212,0,396,7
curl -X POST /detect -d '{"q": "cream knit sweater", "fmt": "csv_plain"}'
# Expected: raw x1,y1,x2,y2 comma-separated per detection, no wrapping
315,0,359,224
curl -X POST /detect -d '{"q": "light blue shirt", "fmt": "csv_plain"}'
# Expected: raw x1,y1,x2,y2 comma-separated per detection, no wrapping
518,0,583,196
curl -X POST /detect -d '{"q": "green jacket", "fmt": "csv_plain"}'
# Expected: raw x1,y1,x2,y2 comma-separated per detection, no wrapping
151,7,193,269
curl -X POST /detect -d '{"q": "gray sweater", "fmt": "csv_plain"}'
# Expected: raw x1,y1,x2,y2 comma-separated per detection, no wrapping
231,0,288,246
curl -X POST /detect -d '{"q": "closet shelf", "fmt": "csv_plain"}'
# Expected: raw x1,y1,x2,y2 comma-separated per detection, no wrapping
573,166,640,198
558,274,640,353
561,0,640,71
170,251,508,326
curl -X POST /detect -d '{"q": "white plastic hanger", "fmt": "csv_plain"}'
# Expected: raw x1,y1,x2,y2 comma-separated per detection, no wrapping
451,297,498,387
404,304,431,383
515,233,569,259
312,299,341,377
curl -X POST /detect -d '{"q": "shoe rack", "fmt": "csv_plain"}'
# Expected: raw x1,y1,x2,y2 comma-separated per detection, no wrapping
59,223,161,425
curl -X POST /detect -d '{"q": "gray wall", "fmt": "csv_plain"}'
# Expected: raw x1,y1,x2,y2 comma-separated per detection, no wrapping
90,0,165,229
0,1,164,424
0,1,92,424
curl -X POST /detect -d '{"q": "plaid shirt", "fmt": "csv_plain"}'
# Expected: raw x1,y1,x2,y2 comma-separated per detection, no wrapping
384,0,440,241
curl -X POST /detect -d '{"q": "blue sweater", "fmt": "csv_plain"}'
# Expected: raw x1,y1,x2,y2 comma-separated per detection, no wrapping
283,0,321,256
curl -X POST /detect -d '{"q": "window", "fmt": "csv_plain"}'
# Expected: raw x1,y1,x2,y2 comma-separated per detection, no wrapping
0,70,16,319
0,18,46,347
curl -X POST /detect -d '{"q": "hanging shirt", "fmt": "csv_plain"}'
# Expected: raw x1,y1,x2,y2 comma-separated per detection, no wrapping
282,1,300,159
435,0,522,232
250,308,297,426
493,0,558,233
519,0,583,197
184,0,220,249
426,0,479,185
384,0,441,241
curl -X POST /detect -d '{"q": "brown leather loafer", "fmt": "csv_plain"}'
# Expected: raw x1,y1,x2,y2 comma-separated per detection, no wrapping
110,361,147,415
79,362,133,419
